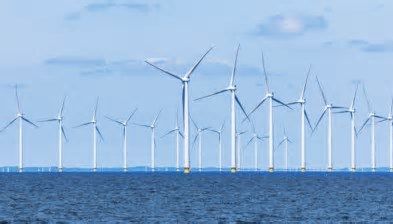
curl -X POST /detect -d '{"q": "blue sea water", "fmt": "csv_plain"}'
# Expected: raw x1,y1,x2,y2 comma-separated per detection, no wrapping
1,172,393,222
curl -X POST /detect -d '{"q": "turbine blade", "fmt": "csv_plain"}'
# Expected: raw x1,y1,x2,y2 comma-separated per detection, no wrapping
261,51,270,94
220,120,225,132
313,108,327,132
245,137,254,148
0,117,18,132
133,123,150,128
184,46,214,79
96,126,104,141
59,95,66,117
161,129,176,138
362,84,372,112
390,97,393,116
61,126,68,142
15,85,21,114
192,134,199,150
74,122,93,128
304,110,313,131
22,117,38,128
331,106,347,109
178,131,184,139
333,110,349,114
94,97,99,119
315,76,328,105
194,89,228,101
235,94,250,121
126,108,138,124
351,84,358,109
358,117,370,135
300,65,311,100
277,139,285,148
247,96,268,118
229,44,240,86
257,135,269,141
105,116,123,126
145,61,182,81
375,115,388,120
272,97,292,110
190,116,198,130
287,138,293,143
152,109,162,126
38,118,58,122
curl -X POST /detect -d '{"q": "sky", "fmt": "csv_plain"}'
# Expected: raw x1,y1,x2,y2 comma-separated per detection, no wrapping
1,0,393,170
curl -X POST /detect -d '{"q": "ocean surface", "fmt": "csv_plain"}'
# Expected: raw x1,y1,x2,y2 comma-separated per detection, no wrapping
1,172,393,222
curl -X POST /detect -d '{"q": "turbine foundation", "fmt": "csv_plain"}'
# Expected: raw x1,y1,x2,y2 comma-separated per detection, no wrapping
183,167,190,174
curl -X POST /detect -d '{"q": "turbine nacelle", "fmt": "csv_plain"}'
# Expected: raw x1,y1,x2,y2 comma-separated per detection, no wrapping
226,85,236,91
267,92,274,98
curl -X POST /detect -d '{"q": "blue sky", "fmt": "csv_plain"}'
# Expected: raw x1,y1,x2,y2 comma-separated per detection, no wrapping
1,0,393,169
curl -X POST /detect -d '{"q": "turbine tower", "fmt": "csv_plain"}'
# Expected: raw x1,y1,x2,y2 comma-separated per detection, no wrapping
358,85,386,171
74,98,104,172
314,76,346,171
277,128,292,171
161,111,184,172
287,66,313,171
191,118,210,172
334,84,358,171
134,110,162,172
145,47,214,174
0,85,38,172
106,108,137,172
247,52,291,172
39,96,68,172
194,45,249,173
207,121,225,172
236,130,247,171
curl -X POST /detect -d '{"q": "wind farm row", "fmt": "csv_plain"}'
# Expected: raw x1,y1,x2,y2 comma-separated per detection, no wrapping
1,45,392,173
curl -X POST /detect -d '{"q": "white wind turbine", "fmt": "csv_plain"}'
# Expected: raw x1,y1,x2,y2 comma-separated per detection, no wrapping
276,128,292,171
145,47,214,174
0,85,38,172
134,110,162,172
74,98,104,172
247,52,292,172
105,108,137,172
244,123,268,171
39,96,68,172
191,118,210,172
207,121,225,172
236,130,247,171
161,111,184,172
194,45,249,173
334,84,358,171
358,85,386,171
286,66,313,171
378,99,393,171
314,76,346,171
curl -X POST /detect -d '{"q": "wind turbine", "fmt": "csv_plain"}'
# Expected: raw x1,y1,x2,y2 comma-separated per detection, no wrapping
358,85,386,171
236,130,247,171
0,85,38,172
134,110,162,172
38,96,68,172
244,123,268,171
276,128,292,171
334,84,358,171
247,52,292,172
74,98,104,172
105,108,137,172
314,76,346,171
379,98,393,172
161,111,184,172
207,121,225,172
194,45,249,173
286,66,313,171
191,118,210,172
145,47,214,174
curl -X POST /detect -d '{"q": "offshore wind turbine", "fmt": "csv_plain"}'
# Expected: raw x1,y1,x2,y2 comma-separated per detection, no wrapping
334,84,358,171
74,98,104,172
134,110,162,172
161,112,184,172
244,124,268,171
236,130,247,171
276,128,292,171
145,47,214,174
191,118,210,172
194,45,249,173
207,121,225,172
379,98,393,171
286,66,313,171
0,85,38,172
358,85,386,171
38,96,68,172
105,108,137,172
314,76,346,171
247,52,292,172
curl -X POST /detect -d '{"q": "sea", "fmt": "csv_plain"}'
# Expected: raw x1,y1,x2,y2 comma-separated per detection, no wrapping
1,172,393,222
